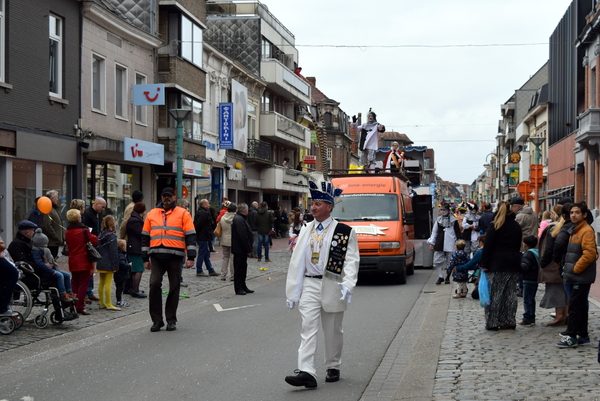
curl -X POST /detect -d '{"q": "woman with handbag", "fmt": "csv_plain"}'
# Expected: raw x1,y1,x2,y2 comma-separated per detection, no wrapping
65,209,98,315
96,215,120,311
218,202,237,281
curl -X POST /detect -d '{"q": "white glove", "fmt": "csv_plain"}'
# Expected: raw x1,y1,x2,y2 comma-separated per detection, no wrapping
286,299,295,309
338,283,352,303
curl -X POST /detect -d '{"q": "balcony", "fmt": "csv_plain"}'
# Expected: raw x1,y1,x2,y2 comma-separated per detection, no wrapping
259,111,311,148
246,139,271,164
260,165,308,192
576,108,600,159
261,58,311,105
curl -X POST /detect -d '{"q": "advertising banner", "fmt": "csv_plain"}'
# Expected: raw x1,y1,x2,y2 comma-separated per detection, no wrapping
231,79,248,153
124,137,164,165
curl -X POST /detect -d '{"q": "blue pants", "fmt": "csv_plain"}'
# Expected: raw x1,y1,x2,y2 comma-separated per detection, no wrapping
53,270,72,294
196,241,214,273
257,234,270,260
0,258,19,313
522,281,538,323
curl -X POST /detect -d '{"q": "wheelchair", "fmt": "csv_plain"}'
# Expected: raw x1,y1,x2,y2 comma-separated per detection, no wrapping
8,261,78,330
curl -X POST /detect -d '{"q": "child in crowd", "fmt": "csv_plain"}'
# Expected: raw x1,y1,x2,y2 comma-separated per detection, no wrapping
519,235,539,326
114,239,130,307
456,235,486,298
96,215,120,311
31,228,76,302
447,240,471,298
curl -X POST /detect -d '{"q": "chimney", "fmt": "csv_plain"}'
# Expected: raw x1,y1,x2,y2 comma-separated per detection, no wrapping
306,77,316,86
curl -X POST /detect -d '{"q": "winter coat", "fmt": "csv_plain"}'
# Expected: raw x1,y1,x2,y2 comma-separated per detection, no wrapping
219,212,236,247
7,232,34,265
65,222,98,273
247,206,258,231
42,202,64,247
515,205,538,238
83,206,105,236
115,250,131,281
520,249,539,282
538,222,562,284
231,212,253,255
125,211,144,255
31,248,57,279
194,207,215,242
96,229,118,272
478,211,494,234
255,206,274,235
480,212,522,273
553,221,574,266
562,221,597,285
447,250,470,282
457,248,482,272
119,201,135,239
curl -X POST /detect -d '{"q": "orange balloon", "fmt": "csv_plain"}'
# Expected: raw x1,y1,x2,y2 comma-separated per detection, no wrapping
37,196,52,214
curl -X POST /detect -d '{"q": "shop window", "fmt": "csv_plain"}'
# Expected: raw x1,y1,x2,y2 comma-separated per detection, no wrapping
42,162,70,226
12,160,36,232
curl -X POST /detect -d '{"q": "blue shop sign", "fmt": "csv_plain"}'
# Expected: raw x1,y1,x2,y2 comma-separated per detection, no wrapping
133,84,165,106
219,103,234,149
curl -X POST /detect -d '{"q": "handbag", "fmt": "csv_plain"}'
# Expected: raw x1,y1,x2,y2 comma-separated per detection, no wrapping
478,270,490,307
83,229,102,263
61,243,69,256
268,228,276,238
214,221,222,238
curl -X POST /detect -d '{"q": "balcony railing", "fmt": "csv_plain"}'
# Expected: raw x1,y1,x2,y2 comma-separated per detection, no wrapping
259,111,309,147
247,139,271,162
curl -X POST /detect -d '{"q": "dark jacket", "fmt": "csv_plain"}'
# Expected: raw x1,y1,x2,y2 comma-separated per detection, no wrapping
480,212,522,273
96,229,118,272
553,221,573,266
65,222,98,273
31,249,57,279
83,206,105,236
7,232,34,265
520,249,539,282
194,207,214,242
255,206,274,235
562,220,597,285
125,211,144,255
538,222,562,284
478,211,494,234
231,212,253,255
247,206,258,231
115,250,131,281
42,202,64,247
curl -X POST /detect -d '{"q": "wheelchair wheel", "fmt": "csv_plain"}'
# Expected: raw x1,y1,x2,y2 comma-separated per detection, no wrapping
50,311,63,325
34,314,49,328
0,316,15,335
13,312,23,330
10,280,33,320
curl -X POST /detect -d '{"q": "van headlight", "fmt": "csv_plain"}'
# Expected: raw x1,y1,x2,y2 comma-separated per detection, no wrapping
379,242,400,249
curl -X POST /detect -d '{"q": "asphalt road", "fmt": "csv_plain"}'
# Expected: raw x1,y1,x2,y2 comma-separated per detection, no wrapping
0,268,432,401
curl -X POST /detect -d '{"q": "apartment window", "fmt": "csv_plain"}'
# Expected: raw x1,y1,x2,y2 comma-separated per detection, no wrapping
167,92,202,141
248,103,256,139
135,73,147,124
0,0,4,83
181,15,202,68
262,38,272,59
262,92,271,112
115,64,128,119
92,54,106,112
592,67,596,108
49,15,63,97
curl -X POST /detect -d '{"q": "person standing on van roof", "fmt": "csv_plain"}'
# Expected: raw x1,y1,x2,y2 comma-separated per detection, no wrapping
428,203,462,285
351,109,385,173
284,173,360,389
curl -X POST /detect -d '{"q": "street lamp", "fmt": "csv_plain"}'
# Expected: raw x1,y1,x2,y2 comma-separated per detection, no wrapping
529,135,546,213
169,108,191,199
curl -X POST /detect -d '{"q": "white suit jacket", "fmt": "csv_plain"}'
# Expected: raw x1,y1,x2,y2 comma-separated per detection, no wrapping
286,219,360,313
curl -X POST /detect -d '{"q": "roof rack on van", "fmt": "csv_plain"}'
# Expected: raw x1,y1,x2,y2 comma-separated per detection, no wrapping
328,168,410,182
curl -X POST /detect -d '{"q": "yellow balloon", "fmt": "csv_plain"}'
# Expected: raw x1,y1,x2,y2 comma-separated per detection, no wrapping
37,196,52,214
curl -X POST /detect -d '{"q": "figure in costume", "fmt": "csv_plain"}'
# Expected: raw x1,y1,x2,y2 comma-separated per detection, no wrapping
284,173,360,388
383,141,404,173
351,109,385,172
461,202,480,255
427,203,462,285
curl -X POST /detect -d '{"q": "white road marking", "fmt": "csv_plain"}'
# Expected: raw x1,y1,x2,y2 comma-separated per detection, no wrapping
213,303,260,312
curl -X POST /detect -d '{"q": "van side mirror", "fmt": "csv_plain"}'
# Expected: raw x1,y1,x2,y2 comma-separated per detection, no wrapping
403,211,415,225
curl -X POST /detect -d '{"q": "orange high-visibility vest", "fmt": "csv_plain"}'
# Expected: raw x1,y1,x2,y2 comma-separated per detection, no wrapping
142,206,196,258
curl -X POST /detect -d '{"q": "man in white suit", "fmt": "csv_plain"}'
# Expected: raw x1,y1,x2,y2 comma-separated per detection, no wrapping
285,174,360,388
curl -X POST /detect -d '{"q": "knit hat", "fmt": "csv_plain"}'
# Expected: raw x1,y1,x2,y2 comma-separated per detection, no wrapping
132,190,144,203
31,228,48,248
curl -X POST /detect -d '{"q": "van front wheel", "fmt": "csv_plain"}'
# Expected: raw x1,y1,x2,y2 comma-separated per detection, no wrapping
392,266,407,285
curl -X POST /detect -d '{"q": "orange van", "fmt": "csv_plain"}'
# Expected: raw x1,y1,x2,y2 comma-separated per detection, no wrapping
330,173,415,284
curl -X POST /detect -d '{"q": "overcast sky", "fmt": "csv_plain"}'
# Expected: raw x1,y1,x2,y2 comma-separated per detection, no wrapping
265,0,573,185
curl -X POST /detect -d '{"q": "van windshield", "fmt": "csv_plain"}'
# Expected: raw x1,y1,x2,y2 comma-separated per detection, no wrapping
332,194,399,221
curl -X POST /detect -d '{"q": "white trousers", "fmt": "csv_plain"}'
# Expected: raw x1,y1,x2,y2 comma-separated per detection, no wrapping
297,277,344,378
433,251,452,278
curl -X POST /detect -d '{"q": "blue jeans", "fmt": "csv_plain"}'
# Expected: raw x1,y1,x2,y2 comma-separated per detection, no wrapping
522,281,538,323
196,241,214,273
54,270,72,294
87,275,95,297
257,234,270,260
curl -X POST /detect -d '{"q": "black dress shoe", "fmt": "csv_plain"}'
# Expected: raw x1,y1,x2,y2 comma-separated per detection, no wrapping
166,323,176,331
151,321,164,332
236,290,247,295
285,370,317,388
325,368,340,382
243,288,254,294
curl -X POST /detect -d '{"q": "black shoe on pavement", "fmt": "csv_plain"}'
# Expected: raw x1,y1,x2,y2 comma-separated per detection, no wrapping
285,370,317,388
243,288,254,294
444,278,450,285
151,321,164,332
435,277,444,285
236,290,247,295
325,369,340,382
166,323,176,331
